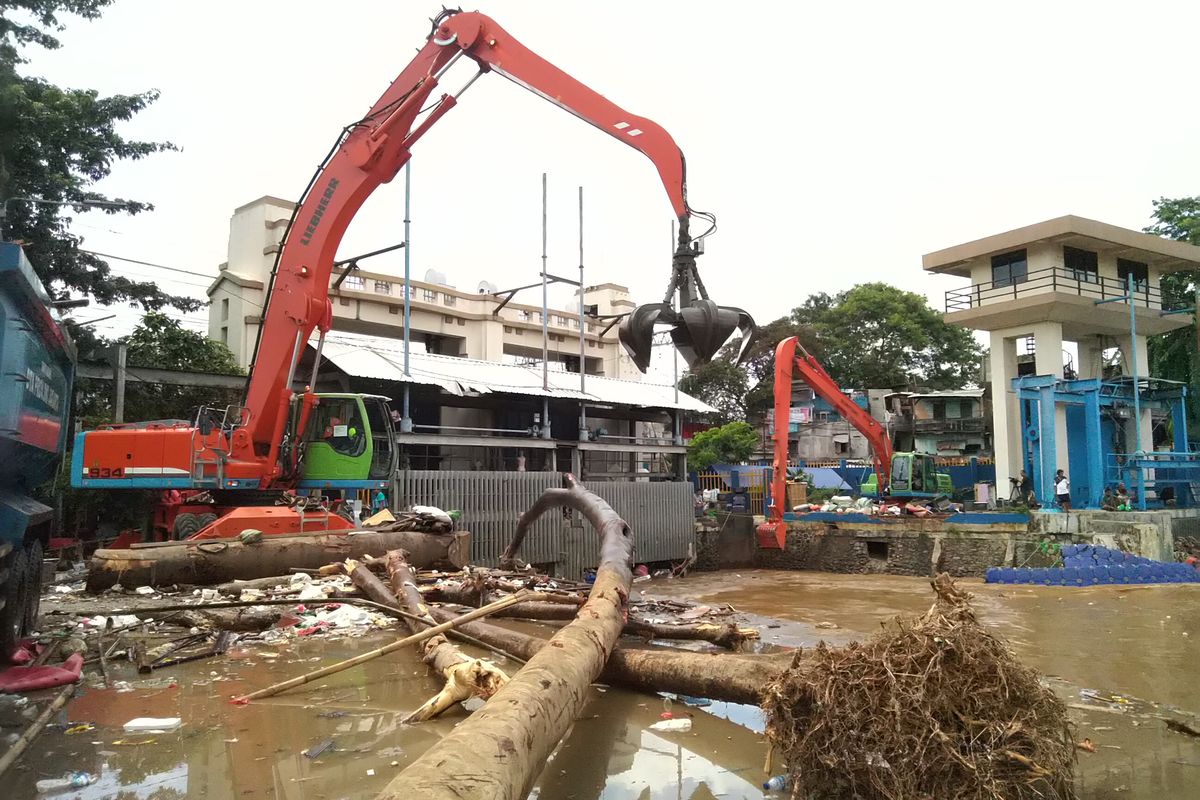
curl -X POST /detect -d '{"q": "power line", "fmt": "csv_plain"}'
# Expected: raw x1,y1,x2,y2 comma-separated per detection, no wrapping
82,250,217,281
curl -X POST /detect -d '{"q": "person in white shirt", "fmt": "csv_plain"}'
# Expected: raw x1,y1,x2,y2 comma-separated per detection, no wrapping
1054,469,1071,511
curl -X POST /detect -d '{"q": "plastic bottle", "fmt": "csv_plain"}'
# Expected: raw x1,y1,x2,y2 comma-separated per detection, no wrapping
36,772,95,793
763,774,791,792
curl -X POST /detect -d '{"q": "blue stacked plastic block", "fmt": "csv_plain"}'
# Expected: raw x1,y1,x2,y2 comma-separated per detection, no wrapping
985,545,1200,586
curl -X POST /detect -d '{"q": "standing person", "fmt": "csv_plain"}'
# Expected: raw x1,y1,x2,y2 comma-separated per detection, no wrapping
1018,469,1034,505
1054,469,1071,511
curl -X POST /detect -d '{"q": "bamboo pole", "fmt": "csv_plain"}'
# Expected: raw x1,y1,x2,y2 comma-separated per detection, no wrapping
0,685,74,780
232,590,540,704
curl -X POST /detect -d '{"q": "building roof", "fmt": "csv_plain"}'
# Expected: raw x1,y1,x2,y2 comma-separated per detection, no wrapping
922,215,1200,277
315,332,715,413
908,388,985,400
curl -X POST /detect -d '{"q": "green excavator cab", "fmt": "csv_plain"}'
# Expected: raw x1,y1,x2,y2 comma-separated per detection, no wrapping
860,453,953,499
298,394,396,489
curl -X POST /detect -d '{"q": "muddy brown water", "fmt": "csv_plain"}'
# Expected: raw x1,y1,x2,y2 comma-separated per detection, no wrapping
10,571,1200,799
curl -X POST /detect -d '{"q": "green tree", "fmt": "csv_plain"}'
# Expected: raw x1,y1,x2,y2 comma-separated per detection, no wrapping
1144,196,1199,426
735,316,821,421
679,358,748,424
1,1,192,310
687,421,759,472
796,283,983,391
75,313,244,426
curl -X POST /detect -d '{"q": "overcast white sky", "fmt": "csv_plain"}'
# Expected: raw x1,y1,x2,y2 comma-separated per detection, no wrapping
25,0,1200,348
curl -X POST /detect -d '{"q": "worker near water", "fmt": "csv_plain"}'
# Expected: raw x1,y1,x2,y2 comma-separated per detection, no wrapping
1101,487,1118,511
1115,482,1130,509
1054,470,1071,511
1018,469,1034,505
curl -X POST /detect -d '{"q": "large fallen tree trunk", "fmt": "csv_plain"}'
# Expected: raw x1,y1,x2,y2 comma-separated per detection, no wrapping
425,606,786,705
379,475,634,800
428,583,756,649
86,529,470,591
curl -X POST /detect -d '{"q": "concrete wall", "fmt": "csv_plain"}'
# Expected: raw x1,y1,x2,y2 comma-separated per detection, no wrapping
694,509,1200,577
1028,509,1200,562
750,518,1051,577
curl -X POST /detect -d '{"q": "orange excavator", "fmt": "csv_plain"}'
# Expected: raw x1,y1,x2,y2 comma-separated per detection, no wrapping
757,337,951,548
71,9,755,540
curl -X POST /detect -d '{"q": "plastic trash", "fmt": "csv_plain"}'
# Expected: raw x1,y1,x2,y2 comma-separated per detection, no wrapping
648,718,692,732
412,505,453,525
36,772,95,793
304,738,335,758
763,775,790,791
123,717,182,732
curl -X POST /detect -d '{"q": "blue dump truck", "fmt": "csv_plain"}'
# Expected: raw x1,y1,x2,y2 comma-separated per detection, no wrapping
0,243,75,656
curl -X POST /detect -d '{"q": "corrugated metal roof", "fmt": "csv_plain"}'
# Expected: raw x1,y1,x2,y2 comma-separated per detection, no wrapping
315,333,714,413
909,388,985,399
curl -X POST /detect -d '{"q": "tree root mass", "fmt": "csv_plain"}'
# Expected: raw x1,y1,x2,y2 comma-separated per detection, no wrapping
763,575,1076,800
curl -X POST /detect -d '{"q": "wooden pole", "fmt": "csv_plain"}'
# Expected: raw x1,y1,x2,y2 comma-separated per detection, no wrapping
232,589,538,704
0,685,74,780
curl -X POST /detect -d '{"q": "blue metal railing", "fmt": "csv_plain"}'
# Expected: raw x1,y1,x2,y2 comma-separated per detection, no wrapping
1105,451,1200,510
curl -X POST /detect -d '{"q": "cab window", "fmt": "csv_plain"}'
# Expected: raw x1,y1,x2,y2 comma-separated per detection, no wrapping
309,397,366,457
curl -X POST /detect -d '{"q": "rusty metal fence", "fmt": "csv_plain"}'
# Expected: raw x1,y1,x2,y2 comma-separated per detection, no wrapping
392,471,694,578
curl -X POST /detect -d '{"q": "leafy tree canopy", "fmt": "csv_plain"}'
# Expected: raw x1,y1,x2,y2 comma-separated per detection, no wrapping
1,0,193,310
679,284,982,425
793,282,983,392
75,313,243,427
678,358,747,425
1144,196,1198,425
687,421,758,472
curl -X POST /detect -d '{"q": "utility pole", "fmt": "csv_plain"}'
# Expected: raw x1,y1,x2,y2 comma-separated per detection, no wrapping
112,342,127,423
540,173,551,440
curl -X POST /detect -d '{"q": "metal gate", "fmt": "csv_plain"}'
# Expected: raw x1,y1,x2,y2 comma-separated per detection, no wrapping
393,471,695,578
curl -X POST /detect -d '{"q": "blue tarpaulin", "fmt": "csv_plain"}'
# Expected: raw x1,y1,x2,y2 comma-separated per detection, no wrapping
802,468,854,490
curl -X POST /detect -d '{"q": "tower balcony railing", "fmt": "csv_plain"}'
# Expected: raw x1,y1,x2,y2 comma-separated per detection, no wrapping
945,267,1165,313
912,416,987,433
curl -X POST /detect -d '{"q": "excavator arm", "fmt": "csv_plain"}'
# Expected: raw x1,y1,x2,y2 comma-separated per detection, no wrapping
761,336,893,547
239,9,752,484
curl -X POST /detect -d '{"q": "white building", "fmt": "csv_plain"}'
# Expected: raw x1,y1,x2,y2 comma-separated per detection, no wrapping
924,215,1200,490
207,197,644,380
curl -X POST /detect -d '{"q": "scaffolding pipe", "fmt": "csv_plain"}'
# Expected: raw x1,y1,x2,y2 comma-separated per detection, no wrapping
579,185,588,441
541,172,549,393
402,162,413,433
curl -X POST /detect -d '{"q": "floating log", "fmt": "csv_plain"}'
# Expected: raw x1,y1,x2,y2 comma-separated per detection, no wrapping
425,605,786,705
85,529,471,591
381,474,634,800
428,582,756,649
384,551,510,722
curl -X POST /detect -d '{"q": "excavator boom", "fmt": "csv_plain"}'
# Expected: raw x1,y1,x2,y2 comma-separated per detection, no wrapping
761,336,892,548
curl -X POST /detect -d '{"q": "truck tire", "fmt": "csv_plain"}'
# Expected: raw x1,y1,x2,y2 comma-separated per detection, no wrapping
22,538,43,635
173,513,201,540
0,547,30,659
196,513,219,532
